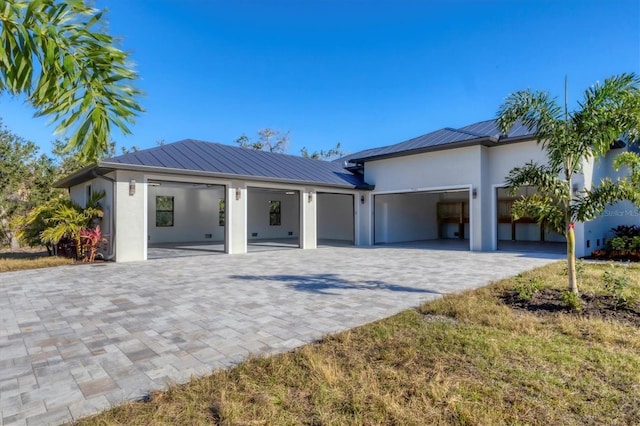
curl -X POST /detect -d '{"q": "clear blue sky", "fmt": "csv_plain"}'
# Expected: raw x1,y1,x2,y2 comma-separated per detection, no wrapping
1,0,639,158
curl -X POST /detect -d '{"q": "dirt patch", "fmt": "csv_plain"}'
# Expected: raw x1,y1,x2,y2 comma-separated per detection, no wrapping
420,314,458,326
501,288,640,327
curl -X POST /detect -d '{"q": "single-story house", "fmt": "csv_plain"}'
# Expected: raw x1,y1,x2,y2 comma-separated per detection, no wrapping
55,118,639,262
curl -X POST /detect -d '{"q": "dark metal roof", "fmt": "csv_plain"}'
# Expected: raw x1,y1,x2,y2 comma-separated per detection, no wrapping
56,119,537,189
57,139,367,189
340,119,534,164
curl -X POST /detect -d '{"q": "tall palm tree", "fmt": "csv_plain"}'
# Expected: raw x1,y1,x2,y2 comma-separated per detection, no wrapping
498,73,640,293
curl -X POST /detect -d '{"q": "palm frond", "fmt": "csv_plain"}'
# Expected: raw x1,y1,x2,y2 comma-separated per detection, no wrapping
0,0,143,161
496,90,563,138
573,73,640,158
505,161,568,198
571,178,635,222
511,195,566,235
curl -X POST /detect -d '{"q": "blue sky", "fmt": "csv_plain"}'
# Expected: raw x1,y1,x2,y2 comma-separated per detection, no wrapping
1,0,639,158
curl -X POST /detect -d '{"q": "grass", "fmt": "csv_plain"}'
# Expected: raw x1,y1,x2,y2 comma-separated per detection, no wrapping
71,261,637,425
0,255,75,273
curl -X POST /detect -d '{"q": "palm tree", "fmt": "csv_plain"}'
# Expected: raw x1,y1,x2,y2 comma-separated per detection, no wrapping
19,190,105,259
498,73,640,294
0,0,142,161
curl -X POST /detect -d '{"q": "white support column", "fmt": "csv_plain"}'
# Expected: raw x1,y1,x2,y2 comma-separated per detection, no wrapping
300,188,317,249
114,171,147,262
358,192,373,246
353,192,360,245
469,146,493,251
227,181,247,254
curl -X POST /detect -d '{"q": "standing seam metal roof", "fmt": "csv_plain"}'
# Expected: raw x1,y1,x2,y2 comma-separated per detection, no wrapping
338,119,533,163
102,139,365,187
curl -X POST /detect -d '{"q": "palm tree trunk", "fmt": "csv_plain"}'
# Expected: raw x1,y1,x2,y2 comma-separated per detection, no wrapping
567,223,578,293
75,235,83,260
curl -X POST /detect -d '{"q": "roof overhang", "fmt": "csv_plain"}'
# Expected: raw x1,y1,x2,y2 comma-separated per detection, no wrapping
53,164,107,188
54,161,367,191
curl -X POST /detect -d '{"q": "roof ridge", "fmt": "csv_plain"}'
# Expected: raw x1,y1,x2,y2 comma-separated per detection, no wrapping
185,138,336,164
464,118,496,125
443,127,488,138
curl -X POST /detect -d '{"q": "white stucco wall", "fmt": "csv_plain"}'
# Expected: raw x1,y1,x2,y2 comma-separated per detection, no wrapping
366,146,480,191
113,170,147,262
147,185,225,243
487,140,549,185
69,185,84,206
317,193,355,242
247,189,300,241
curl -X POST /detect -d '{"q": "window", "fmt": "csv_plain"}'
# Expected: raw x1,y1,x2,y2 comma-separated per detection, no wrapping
269,200,281,226
219,200,225,226
156,196,174,227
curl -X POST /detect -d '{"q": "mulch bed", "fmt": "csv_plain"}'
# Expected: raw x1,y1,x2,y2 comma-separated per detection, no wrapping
501,288,640,327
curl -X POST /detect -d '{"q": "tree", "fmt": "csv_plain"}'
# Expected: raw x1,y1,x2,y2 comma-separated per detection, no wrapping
498,73,640,294
235,128,289,153
300,142,345,161
0,119,59,248
52,138,117,176
0,0,143,161
18,189,105,258
236,128,346,160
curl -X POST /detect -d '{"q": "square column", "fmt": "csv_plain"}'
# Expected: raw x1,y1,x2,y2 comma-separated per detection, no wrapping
114,171,147,262
227,181,247,254
300,189,317,249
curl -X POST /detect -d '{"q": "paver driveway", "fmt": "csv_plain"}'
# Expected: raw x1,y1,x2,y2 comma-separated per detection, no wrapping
0,244,562,425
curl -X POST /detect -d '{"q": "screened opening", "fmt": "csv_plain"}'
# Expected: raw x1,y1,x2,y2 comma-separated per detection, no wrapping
373,189,470,251
317,192,355,246
146,181,226,259
247,187,300,251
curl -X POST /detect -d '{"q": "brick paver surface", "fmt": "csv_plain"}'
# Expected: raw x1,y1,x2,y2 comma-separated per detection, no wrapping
0,244,561,425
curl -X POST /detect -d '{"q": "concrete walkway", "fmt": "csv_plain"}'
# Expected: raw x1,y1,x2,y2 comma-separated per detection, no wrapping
0,244,562,425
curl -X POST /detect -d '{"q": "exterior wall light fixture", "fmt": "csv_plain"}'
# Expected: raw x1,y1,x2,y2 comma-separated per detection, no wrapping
472,188,477,199
235,187,241,200
129,180,136,196
308,191,314,203
360,195,365,204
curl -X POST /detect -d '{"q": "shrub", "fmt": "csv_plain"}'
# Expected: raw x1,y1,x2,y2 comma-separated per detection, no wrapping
611,225,640,238
561,290,582,311
605,226,640,255
515,276,543,301
609,237,628,251
603,270,635,309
